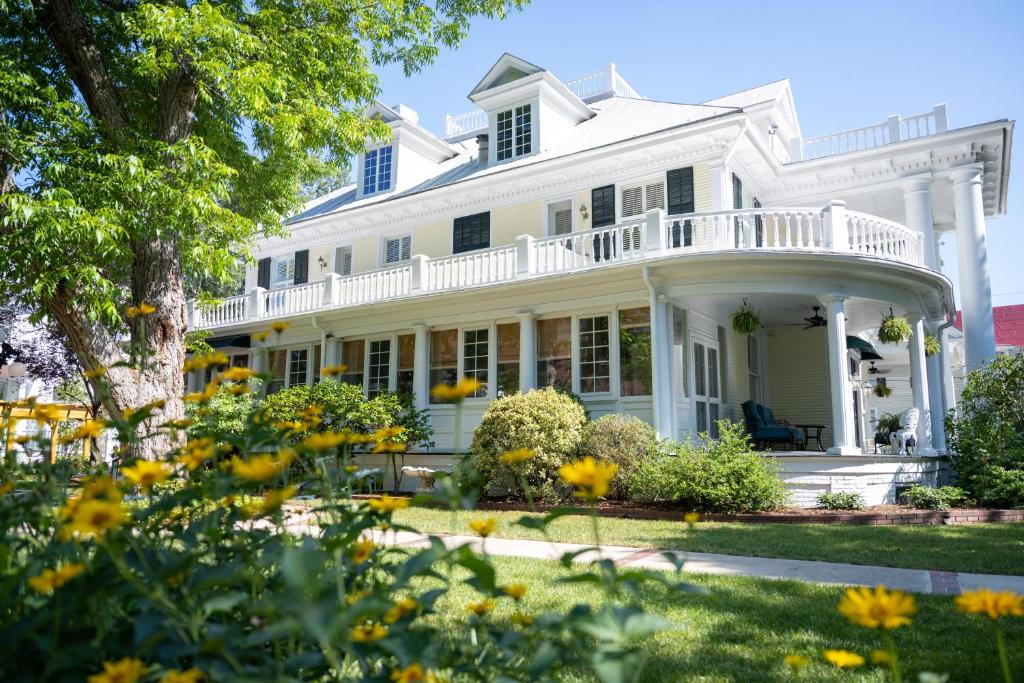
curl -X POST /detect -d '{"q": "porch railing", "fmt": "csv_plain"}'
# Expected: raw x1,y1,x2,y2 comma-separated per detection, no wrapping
191,202,926,330
790,104,948,162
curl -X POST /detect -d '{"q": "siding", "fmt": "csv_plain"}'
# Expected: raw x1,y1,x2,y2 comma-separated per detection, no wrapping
353,236,378,273
765,325,832,446
725,326,750,423
692,163,712,212
575,190,592,231
492,201,543,245
413,220,451,259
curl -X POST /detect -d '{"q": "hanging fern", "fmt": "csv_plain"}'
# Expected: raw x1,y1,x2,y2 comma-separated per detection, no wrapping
873,383,893,398
924,334,941,357
878,308,912,344
731,299,762,336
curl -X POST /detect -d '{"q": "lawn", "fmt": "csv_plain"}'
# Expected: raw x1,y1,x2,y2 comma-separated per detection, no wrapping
388,506,1024,576
420,555,1023,682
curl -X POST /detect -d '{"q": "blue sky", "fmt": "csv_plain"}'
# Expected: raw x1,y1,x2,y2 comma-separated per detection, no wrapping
371,0,1024,309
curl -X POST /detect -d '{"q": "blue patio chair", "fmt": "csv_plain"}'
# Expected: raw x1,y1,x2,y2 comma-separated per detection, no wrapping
741,400,804,450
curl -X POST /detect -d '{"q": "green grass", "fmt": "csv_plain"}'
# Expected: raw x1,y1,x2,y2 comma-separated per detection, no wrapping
390,507,1024,576
420,556,1023,682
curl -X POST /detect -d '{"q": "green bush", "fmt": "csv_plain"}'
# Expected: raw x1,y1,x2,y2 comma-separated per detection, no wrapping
187,379,261,440
816,492,865,510
578,414,657,499
947,353,1024,508
626,421,789,512
462,387,588,501
902,485,969,510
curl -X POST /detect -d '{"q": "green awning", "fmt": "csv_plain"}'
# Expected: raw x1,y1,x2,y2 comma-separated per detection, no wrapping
208,334,250,349
847,335,882,361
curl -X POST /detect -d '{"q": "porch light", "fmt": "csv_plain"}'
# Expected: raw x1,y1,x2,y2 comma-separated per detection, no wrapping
318,255,328,271
579,204,589,220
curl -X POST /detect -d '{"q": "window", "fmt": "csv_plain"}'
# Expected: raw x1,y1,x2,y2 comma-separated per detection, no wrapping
496,104,532,161
547,200,573,236
747,336,762,403
335,246,353,276
462,329,488,398
430,329,458,403
339,340,364,387
620,180,665,218
619,307,652,396
383,235,412,265
367,339,391,397
497,322,520,397
267,349,287,394
271,255,295,289
397,334,415,394
537,317,571,392
453,212,490,254
578,316,611,394
288,349,309,387
363,145,393,195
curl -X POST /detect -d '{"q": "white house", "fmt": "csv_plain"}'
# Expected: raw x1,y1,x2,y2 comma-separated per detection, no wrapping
188,55,1013,502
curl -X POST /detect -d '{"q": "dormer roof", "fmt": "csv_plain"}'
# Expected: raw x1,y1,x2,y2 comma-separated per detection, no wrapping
467,53,593,125
468,53,545,98
363,100,457,162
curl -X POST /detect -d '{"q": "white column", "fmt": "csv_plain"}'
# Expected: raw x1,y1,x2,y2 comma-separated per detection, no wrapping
412,324,429,411
901,175,939,270
908,317,936,455
518,312,536,393
939,326,957,416
649,297,674,439
822,295,861,454
951,164,997,371
925,322,947,453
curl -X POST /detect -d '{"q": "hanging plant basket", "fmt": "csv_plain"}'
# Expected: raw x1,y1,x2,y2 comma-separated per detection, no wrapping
924,334,941,357
878,308,912,344
873,383,892,398
731,299,762,336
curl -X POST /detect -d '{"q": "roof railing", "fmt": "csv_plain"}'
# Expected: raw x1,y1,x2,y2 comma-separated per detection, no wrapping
790,104,948,162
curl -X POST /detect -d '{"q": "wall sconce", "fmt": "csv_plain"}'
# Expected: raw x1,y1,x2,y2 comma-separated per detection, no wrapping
578,203,589,221
318,255,328,271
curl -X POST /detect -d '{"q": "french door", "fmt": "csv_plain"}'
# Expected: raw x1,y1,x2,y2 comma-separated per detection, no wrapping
693,338,722,438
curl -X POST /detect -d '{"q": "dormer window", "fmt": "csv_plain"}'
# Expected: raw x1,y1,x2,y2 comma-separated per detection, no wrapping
362,145,393,195
496,104,532,161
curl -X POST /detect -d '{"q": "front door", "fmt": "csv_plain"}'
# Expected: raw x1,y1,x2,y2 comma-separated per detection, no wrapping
693,338,722,438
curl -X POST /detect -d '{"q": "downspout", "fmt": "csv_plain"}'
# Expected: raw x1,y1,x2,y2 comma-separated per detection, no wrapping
311,315,329,377
642,266,667,439
935,316,957,434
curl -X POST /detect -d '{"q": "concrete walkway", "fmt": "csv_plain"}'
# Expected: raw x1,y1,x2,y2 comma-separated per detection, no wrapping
364,529,1024,596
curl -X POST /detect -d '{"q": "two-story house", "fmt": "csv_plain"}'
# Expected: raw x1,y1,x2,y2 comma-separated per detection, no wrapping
188,54,1013,500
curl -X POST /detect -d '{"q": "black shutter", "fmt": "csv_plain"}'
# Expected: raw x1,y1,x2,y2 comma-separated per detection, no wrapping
294,250,309,285
666,167,694,215
732,173,743,209
453,212,490,254
257,257,271,289
591,185,615,228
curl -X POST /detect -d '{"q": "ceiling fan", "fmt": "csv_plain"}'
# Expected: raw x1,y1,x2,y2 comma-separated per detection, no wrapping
801,306,826,329
867,361,892,375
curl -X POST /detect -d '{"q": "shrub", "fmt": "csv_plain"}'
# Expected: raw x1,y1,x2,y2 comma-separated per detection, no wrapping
578,414,657,499
816,492,865,510
462,387,588,501
947,353,1024,508
187,379,261,440
902,485,969,510
626,421,789,513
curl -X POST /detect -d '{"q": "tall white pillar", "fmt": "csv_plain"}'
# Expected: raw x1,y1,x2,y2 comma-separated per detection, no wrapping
925,322,947,453
908,317,936,455
822,295,860,454
518,312,536,393
412,324,429,411
649,298,674,439
901,174,939,270
951,164,997,371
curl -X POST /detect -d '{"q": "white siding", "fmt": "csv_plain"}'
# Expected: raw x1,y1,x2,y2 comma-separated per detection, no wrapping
764,325,832,447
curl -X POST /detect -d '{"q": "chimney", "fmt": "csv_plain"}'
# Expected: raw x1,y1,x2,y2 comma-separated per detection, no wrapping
393,103,419,124
476,133,489,164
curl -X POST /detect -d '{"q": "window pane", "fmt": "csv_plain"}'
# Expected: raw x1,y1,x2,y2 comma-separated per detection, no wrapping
537,317,571,392
397,333,415,395
579,315,610,394
340,339,364,387
619,307,652,396
288,349,308,387
377,145,392,191
267,349,287,394
367,339,391,397
430,329,458,403
695,401,707,433
694,343,706,396
515,104,532,157
709,403,720,438
363,148,378,194
497,109,513,161
462,329,488,398
496,322,520,397
707,348,719,399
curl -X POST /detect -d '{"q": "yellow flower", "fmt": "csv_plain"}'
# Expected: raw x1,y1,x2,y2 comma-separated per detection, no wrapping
955,589,1024,619
499,447,535,464
469,517,496,538
430,377,483,402
87,658,146,683
368,495,410,514
372,425,406,441
72,419,107,440
784,654,809,671
252,331,270,342
384,597,418,624
125,301,157,319
344,464,359,474
351,539,375,564
511,611,533,627
467,599,495,617
30,404,61,424
182,352,229,373
258,485,298,515
391,663,425,682
321,364,348,377
220,366,254,382
164,418,194,430
558,457,618,500
351,622,388,642
299,431,349,451
502,583,527,601
183,380,220,404
84,367,108,380
230,453,290,482
683,512,700,527
121,461,172,492
159,669,204,683
177,437,215,471
823,649,864,669
838,585,916,630
64,499,126,539
0,481,13,496
373,440,407,454
271,321,290,333
871,649,894,666
27,563,85,594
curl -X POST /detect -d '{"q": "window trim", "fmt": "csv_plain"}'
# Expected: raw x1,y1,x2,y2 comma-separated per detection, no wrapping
493,101,534,163
452,212,491,255
362,144,394,197
577,313,612,396
270,254,296,290
381,233,413,266
429,322,499,405
544,197,575,237
617,174,667,221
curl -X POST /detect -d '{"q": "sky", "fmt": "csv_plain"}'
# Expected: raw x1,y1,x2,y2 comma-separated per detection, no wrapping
371,0,1024,309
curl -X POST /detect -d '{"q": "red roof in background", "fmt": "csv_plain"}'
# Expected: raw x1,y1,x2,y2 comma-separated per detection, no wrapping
954,304,1024,347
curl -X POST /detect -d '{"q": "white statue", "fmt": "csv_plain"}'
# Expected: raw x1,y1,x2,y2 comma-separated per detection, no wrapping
890,408,920,455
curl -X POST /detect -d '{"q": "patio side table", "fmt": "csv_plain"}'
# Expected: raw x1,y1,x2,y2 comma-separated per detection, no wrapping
794,424,826,452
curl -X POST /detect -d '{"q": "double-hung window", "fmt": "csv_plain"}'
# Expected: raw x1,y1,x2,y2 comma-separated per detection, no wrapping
367,339,391,397
271,255,295,289
578,315,611,394
383,235,412,265
339,340,365,386
462,329,489,398
363,145,393,195
288,349,309,388
496,322,520,397
496,104,532,161
429,330,458,403
537,317,571,392
619,307,652,396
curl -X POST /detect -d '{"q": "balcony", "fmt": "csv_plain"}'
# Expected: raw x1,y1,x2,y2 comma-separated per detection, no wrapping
787,104,948,163
191,203,924,330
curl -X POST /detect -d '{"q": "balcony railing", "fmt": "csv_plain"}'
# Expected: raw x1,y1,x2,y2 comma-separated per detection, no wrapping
789,104,948,162
191,203,925,330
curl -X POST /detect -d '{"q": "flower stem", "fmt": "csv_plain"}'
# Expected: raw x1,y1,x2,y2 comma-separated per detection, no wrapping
996,625,1012,683
882,630,902,683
